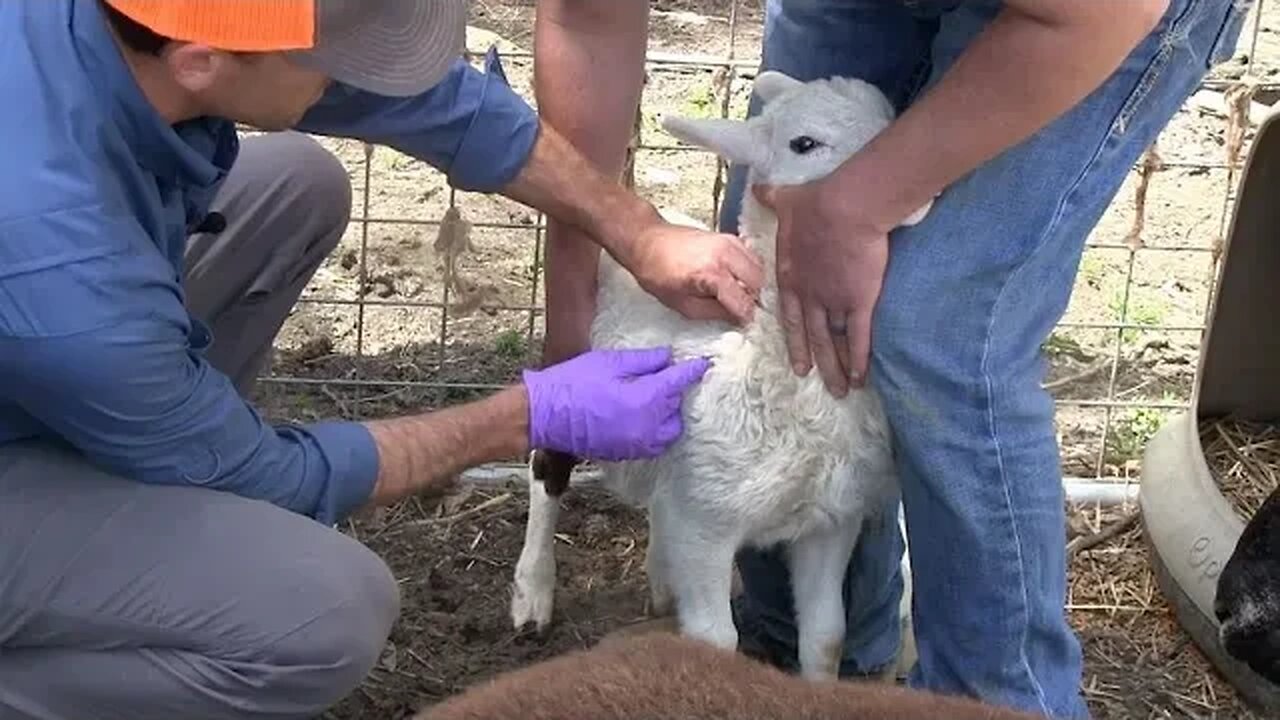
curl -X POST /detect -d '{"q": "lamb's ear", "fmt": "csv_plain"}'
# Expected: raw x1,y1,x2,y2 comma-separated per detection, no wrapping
754,71,803,104
661,115,760,168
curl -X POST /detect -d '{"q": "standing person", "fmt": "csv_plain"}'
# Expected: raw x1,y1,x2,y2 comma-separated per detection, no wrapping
0,0,766,718
531,0,1249,717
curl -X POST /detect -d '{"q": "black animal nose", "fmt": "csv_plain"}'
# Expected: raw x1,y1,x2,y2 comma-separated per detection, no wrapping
1214,565,1249,625
1214,593,1232,624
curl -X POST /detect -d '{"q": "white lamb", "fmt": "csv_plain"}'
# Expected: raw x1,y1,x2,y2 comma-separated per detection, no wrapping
509,70,932,680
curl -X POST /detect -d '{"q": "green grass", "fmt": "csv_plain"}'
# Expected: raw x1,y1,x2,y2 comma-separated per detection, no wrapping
1105,393,1176,465
494,329,527,360
680,79,720,119
1108,288,1166,344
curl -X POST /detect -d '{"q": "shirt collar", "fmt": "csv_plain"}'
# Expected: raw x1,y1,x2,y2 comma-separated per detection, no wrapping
71,0,237,188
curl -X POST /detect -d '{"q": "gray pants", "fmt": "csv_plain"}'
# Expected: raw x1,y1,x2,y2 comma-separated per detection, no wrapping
0,133,400,720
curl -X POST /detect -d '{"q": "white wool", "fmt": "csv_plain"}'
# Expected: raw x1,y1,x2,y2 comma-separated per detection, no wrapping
511,71,931,680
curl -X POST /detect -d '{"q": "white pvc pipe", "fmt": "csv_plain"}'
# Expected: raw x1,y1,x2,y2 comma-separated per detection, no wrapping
1063,478,1140,505
460,464,1141,506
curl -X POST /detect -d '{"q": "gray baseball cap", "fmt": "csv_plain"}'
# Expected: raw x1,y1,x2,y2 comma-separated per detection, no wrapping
289,0,468,97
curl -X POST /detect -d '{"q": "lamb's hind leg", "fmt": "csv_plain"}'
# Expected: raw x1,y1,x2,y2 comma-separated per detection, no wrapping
645,506,675,617
788,519,864,681
511,451,570,632
652,494,739,651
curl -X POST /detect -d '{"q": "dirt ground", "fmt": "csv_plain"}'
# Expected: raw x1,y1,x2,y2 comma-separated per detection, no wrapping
239,1,1280,718
319,488,1265,720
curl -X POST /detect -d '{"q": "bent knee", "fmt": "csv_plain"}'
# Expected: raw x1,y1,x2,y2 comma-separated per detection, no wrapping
292,135,353,244
259,131,353,243
868,288,1053,430
257,536,400,705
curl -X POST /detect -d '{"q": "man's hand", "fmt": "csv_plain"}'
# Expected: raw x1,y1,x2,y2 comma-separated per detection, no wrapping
523,346,711,460
740,0,1168,399
617,216,765,326
755,181,887,398
501,122,765,328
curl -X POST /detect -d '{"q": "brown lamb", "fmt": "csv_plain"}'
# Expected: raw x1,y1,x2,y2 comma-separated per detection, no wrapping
415,632,1042,720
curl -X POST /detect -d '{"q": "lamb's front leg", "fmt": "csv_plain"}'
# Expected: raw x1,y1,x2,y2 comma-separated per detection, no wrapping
653,496,739,651
788,520,863,681
511,459,562,632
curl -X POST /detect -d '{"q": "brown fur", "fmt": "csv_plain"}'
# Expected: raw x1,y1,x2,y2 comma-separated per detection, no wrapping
530,448,579,497
415,633,1041,720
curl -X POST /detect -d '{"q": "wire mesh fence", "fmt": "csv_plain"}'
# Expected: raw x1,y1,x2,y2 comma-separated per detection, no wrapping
252,0,1280,493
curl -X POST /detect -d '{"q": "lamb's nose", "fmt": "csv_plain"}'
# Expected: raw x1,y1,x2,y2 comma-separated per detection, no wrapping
1214,594,1232,624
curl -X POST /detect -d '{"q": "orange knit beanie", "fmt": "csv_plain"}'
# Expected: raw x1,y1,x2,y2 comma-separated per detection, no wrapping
103,0,317,52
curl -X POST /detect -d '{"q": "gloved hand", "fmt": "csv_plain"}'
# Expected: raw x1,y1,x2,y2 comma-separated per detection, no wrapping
522,347,711,461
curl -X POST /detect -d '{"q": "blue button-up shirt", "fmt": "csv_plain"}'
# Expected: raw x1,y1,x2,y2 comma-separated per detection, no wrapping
0,0,540,525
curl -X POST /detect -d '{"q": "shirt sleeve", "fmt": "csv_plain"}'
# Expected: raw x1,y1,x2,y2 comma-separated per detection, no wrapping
296,47,541,193
0,206,379,526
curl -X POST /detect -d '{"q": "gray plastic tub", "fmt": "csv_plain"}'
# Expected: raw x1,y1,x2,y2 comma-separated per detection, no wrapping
1140,104,1280,714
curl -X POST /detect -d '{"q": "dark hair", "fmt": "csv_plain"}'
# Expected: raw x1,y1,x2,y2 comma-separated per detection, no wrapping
100,0,171,55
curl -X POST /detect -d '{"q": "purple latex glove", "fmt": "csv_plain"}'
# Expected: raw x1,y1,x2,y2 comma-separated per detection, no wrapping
522,347,712,461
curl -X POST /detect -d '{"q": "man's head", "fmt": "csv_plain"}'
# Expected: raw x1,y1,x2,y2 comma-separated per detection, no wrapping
101,0,466,130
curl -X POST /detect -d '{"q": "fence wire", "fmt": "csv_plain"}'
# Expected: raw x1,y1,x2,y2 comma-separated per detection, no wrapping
256,0,1278,491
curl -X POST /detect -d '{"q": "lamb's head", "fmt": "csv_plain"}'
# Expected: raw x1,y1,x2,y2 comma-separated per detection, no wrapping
662,71,928,225
1215,485,1280,684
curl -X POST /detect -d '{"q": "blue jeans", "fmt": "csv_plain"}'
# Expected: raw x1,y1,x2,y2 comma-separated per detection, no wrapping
719,0,1249,717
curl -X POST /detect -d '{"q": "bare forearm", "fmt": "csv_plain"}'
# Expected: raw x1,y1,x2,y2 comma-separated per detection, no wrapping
534,0,648,174
501,118,660,282
829,0,1169,231
534,0,650,361
362,386,530,504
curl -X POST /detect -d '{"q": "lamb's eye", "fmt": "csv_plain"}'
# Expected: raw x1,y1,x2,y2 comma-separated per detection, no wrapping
789,135,820,154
